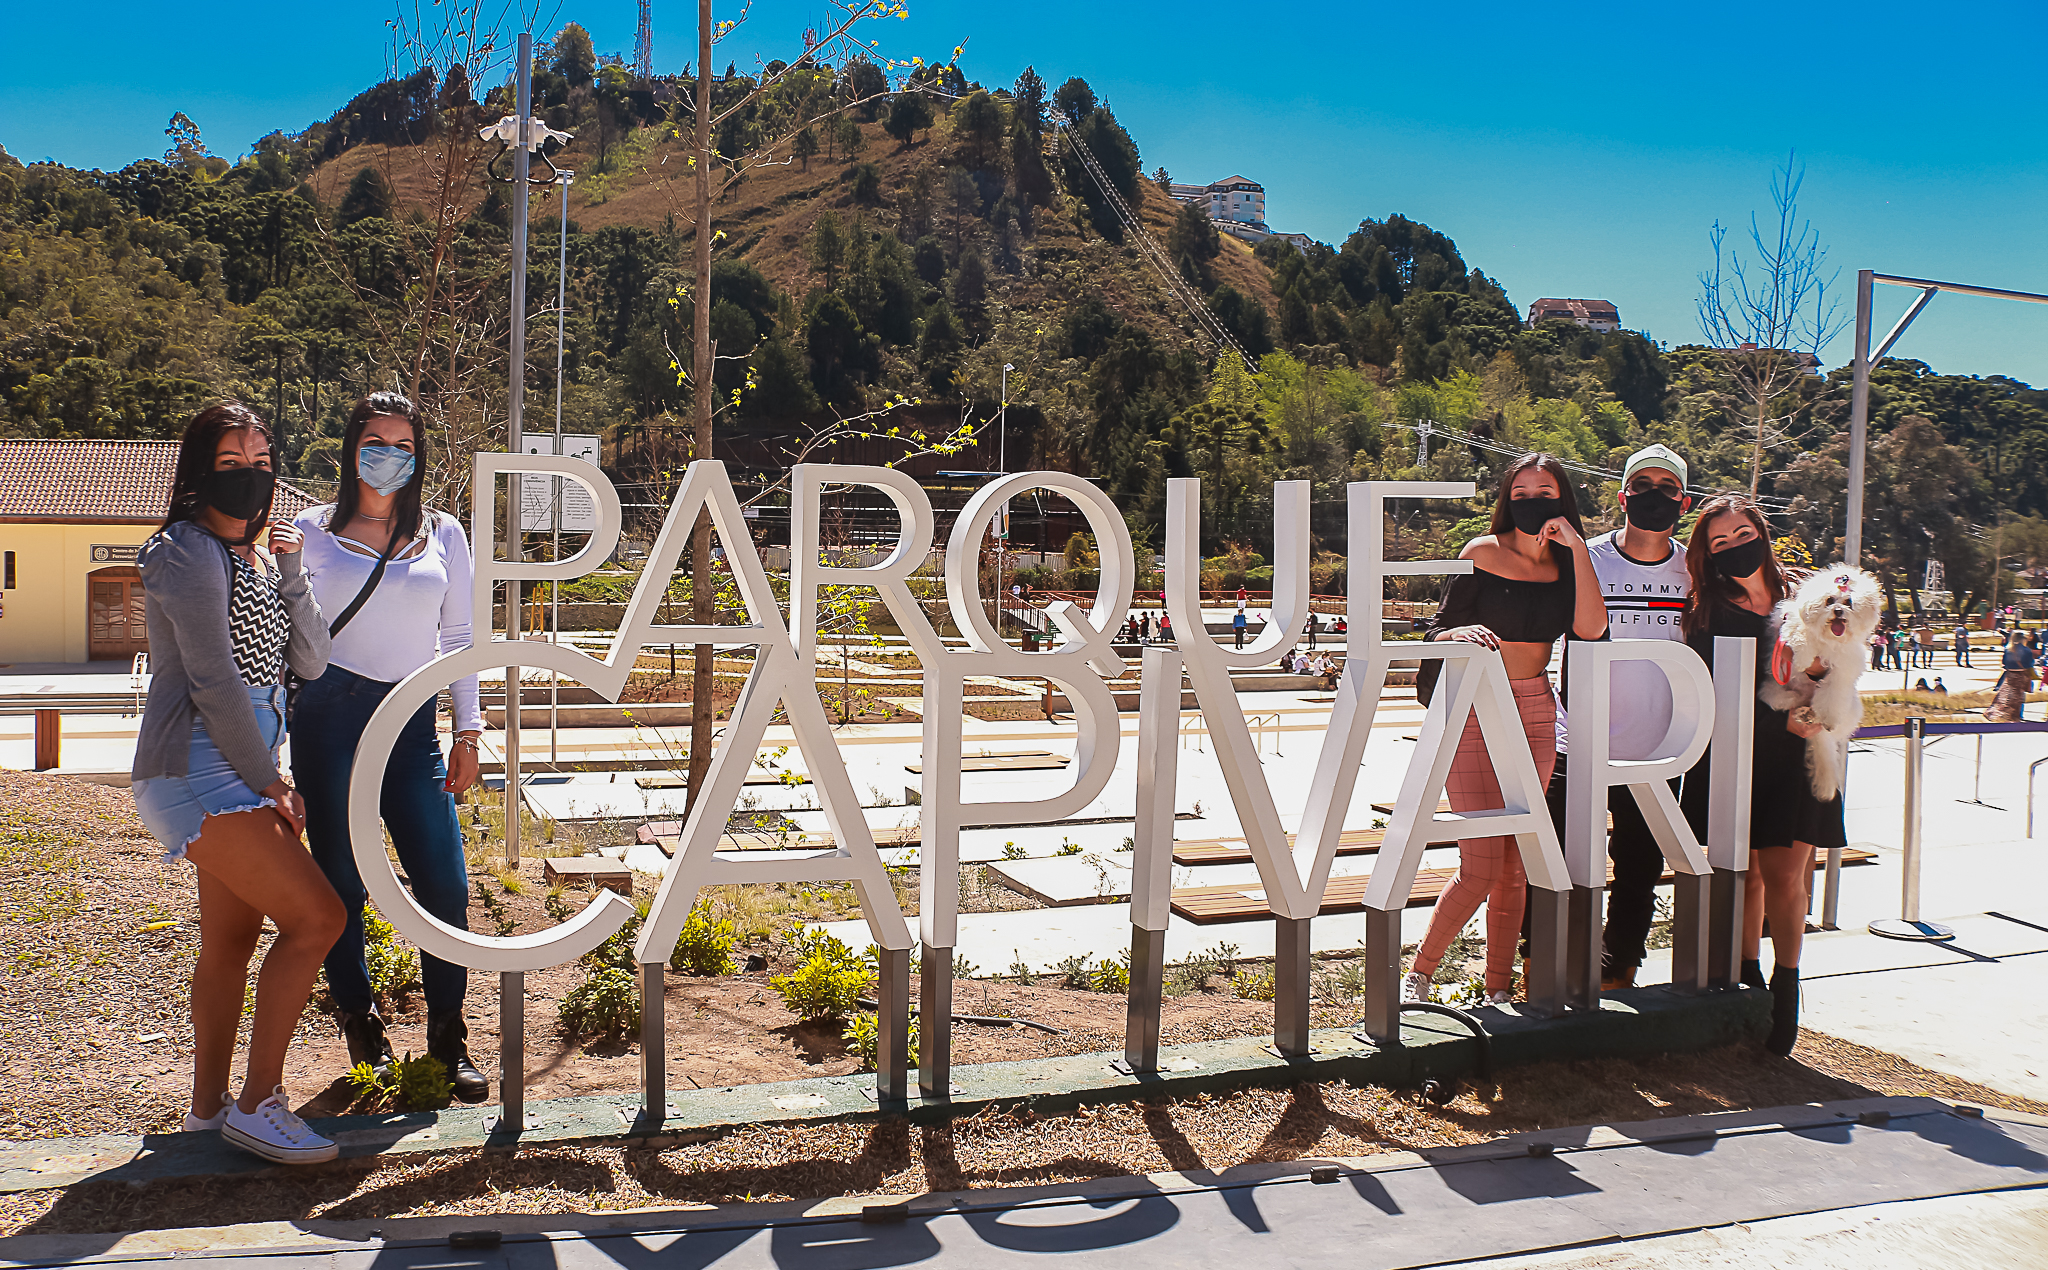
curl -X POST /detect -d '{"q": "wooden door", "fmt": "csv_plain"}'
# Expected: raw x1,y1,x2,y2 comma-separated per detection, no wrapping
87,568,147,660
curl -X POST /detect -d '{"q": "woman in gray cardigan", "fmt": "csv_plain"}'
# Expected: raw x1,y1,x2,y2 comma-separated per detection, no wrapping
131,402,344,1166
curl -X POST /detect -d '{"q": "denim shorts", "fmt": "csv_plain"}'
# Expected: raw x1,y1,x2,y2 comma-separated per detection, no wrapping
134,684,287,863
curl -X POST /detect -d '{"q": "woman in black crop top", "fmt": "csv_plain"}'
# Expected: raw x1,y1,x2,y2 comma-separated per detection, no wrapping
1405,453,1607,1006
1676,496,1837,1057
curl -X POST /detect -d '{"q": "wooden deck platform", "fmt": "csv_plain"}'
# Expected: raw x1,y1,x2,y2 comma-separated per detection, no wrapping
1170,849,1878,924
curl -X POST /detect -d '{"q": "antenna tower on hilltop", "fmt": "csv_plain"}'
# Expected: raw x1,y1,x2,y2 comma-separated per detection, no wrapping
634,0,653,80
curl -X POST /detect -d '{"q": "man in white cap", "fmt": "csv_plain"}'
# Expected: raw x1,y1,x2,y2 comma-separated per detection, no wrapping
1546,442,1692,990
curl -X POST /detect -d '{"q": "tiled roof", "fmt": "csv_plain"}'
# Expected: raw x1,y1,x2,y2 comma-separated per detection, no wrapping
0,439,318,523
1528,297,1621,321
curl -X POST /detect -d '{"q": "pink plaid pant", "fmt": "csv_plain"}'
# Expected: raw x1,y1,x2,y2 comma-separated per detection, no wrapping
1412,675,1557,994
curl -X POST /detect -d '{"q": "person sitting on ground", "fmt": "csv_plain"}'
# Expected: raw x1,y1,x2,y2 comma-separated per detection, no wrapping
1915,677,1930,692
1933,677,1948,695
1405,452,1607,1007
132,402,343,1165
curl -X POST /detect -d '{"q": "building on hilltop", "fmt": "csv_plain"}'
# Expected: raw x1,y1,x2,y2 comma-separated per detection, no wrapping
1525,298,1621,332
1169,176,1266,227
1169,174,1314,253
0,439,318,663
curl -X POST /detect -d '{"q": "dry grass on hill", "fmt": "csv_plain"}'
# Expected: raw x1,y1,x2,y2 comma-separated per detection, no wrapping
305,109,1276,361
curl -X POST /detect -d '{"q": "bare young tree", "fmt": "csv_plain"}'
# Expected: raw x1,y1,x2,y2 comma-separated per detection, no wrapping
1696,152,1849,495
658,1,953,811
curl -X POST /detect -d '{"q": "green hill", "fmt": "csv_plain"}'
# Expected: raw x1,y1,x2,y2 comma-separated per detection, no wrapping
4,45,2047,607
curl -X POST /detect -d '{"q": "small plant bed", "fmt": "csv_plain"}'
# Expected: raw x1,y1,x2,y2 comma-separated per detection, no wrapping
1858,687,2048,727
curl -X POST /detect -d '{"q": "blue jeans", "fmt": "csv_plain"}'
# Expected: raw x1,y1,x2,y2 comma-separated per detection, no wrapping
291,664,470,1018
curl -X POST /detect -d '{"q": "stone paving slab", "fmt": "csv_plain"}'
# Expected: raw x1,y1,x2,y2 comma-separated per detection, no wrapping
0,986,1764,1194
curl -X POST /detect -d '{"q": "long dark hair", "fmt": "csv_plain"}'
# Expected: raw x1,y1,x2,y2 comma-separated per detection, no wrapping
334,391,427,541
161,401,273,546
1485,451,1585,540
1682,495,1789,637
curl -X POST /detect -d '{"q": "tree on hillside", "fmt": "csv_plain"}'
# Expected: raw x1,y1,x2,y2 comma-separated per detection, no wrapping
794,125,818,170
553,23,597,86
953,90,1004,168
951,247,989,329
1061,106,1142,242
1696,152,1847,495
806,291,879,404
844,59,887,119
1012,67,1047,129
1167,200,1220,288
919,301,965,395
944,167,980,251
885,92,935,148
162,112,213,173
1209,284,1274,358
851,161,882,205
1053,77,1096,122
834,115,864,159
336,166,395,227
912,235,947,286
808,211,847,290
1157,400,1269,497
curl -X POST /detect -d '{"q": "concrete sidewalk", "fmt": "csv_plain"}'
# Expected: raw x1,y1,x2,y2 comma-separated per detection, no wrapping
3,1097,2040,1269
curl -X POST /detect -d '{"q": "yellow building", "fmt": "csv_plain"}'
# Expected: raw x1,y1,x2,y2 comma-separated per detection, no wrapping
0,440,314,665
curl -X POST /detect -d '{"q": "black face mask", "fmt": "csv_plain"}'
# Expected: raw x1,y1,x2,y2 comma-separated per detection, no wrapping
196,466,275,522
1508,496,1567,537
1623,488,1683,533
1711,536,1771,580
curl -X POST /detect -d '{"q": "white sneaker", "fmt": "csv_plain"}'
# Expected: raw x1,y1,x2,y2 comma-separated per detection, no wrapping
1401,971,1432,1003
1485,990,1515,1006
221,1087,338,1164
182,1092,230,1133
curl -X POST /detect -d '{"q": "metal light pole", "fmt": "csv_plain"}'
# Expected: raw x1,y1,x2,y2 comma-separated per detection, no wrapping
503,31,534,868
549,168,574,769
999,363,1013,636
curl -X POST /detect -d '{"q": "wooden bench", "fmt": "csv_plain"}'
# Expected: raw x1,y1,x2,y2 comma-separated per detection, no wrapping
1172,812,1617,866
1170,849,1878,924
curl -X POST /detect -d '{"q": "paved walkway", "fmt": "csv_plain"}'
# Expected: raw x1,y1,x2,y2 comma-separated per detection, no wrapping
2,1097,2040,1269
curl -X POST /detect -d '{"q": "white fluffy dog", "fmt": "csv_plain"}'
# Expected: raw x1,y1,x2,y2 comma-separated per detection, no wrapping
1758,564,1884,800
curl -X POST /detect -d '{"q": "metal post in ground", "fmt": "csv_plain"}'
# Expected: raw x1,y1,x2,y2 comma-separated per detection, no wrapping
1271,916,1314,1056
1871,717,1954,941
918,945,952,1099
1523,884,1570,1018
490,970,526,1135
639,961,670,1127
501,31,534,869
875,946,910,1103
1356,906,1403,1044
1118,648,1180,1075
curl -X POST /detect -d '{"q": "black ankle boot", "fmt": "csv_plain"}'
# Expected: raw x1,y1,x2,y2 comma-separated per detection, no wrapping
428,1012,490,1104
1741,959,1767,990
1766,966,1800,1056
339,1009,394,1075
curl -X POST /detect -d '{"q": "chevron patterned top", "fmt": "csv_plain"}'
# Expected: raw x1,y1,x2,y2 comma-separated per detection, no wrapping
227,553,291,686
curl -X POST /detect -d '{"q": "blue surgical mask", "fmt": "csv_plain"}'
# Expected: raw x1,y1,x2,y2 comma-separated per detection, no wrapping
357,445,416,495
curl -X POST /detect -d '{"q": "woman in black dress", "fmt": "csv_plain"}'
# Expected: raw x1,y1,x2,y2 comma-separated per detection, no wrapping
1678,496,1842,1056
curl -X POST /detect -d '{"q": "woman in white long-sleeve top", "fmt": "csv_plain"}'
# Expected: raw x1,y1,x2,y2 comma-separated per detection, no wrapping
132,402,344,1164
290,391,489,1103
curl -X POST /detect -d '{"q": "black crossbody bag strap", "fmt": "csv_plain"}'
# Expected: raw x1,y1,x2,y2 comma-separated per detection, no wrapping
285,528,403,720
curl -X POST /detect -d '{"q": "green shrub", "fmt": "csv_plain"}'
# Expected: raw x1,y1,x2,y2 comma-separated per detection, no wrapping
363,905,419,1000
346,1051,451,1111
1089,953,1130,994
770,925,869,1021
1233,965,1277,1001
585,901,649,971
1054,953,1092,990
394,1052,452,1110
843,1011,919,1070
1001,842,1026,860
1055,839,1082,856
669,899,739,975
561,965,640,1037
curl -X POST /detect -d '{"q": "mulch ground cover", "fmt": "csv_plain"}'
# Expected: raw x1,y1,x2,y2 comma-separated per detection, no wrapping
3,768,2040,1238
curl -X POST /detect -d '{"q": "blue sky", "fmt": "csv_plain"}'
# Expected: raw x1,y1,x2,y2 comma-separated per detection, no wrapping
7,0,2047,382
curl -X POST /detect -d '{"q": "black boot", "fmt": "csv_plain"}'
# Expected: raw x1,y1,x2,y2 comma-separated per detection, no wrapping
1766,966,1800,1056
339,1009,394,1075
428,1012,490,1104
1741,958,1767,990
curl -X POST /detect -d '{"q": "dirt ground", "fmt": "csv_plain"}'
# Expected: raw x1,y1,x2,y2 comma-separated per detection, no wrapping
3,1034,2036,1238
5,767,2043,1239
